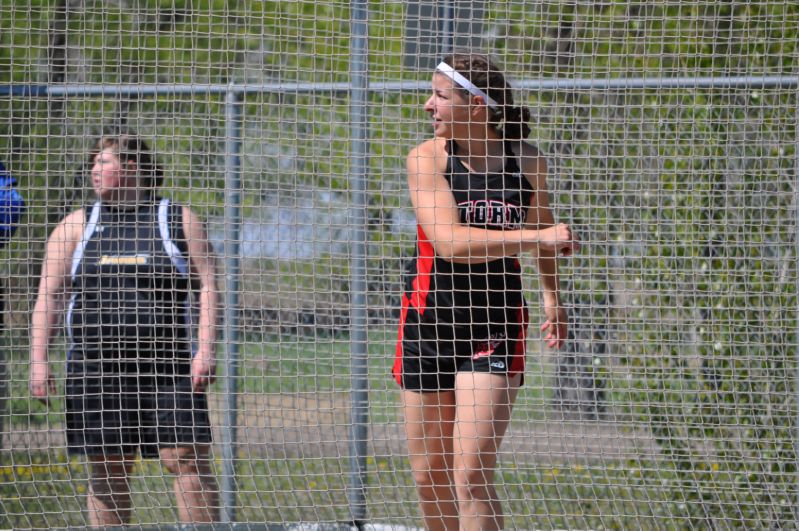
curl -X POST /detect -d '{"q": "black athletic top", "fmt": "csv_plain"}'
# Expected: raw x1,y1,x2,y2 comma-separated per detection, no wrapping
66,197,194,372
402,140,536,329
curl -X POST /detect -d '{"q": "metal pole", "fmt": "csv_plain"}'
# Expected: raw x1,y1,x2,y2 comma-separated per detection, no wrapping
794,99,799,523
220,88,243,524
348,0,370,525
442,0,453,56
3,75,799,99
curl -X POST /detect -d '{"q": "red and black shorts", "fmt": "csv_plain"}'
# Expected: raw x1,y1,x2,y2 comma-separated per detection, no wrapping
393,300,529,392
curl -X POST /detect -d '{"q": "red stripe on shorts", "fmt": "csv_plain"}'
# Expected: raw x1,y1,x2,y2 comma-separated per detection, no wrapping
392,293,411,386
510,306,529,376
409,226,434,315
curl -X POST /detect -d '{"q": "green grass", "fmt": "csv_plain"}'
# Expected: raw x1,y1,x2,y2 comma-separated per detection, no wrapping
0,326,731,528
232,327,551,423
5,325,555,434
0,448,704,529
3,326,634,528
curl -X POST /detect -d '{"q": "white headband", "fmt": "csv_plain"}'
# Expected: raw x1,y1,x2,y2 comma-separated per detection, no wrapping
435,62,499,109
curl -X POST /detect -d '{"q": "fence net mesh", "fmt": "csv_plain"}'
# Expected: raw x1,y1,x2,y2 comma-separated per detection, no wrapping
1,1,798,528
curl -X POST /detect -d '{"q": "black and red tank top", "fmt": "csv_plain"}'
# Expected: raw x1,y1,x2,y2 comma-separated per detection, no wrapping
403,140,536,327
66,197,194,368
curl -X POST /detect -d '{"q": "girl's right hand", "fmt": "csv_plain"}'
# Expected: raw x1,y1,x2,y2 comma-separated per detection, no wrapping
537,223,580,256
29,362,55,405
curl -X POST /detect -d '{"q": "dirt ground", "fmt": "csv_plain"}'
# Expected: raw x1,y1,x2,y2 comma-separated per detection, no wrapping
3,390,659,465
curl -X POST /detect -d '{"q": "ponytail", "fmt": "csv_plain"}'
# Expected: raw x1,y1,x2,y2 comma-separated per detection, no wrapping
441,53,532,140
503,105,532,140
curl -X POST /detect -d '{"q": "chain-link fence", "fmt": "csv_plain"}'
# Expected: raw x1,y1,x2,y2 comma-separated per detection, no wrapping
1,1,798,528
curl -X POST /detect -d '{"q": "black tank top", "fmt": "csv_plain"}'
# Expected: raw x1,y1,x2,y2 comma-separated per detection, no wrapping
67,198,194,369
404,140,536,327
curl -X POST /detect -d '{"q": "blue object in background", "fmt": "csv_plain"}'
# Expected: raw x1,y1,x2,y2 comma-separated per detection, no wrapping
0,162,24,246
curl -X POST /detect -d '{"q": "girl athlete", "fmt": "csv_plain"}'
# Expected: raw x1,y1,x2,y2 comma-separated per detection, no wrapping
393,54,579,529
29,134,219,525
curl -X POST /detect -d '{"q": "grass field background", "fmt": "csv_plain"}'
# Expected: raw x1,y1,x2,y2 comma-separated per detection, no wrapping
3,328,707,529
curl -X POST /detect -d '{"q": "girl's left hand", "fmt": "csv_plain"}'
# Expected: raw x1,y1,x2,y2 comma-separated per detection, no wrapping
191,353,217,392
540,305,568,349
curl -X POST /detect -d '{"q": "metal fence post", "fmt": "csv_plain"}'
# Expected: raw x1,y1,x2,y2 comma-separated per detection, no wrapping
348,0,370,525
794,98,799,524
220,87,243,524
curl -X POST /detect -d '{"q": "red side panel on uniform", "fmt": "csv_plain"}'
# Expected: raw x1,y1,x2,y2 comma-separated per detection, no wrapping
394,226,435,387
409,226,434,315
510,306,529,376
393,293,410,386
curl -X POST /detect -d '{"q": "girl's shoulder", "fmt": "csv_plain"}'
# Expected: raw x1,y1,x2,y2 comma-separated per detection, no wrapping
507,140,546,176
61,207,88,232
407,138,449,174
506,139,541,159
410,137,446,157
45,207,87,254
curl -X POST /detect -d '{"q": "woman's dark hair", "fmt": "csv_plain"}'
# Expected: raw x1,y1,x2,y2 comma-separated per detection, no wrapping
441,53,532,140
90,133,163,190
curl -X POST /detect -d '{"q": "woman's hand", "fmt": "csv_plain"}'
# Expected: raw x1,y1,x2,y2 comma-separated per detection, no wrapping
536,223,580,256
540,305,569,349
191,353,216,393
29,361,55,405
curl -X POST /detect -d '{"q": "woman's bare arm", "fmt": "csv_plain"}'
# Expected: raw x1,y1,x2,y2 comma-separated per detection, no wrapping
29,209,85,402
183,206,218,392
407,138,576,264
518,144,572,349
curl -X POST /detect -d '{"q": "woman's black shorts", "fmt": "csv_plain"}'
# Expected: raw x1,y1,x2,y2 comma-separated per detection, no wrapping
65,362,212,458
394,299,529,392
